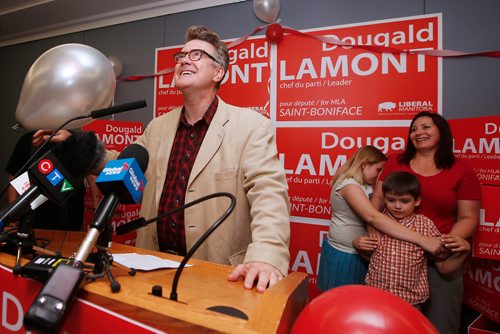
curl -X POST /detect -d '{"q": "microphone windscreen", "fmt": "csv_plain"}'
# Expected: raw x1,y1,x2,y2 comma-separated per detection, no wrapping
117,144,149,172
51,131,104,179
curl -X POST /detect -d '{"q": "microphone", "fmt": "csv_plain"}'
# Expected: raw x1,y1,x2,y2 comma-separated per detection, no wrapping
0,100,146,201
74,144,148,264
0,131,104,226
89,99,147,119
115,192,236,301
24,144,148,333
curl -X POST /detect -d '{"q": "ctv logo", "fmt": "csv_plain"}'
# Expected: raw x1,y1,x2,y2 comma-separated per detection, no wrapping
38,159,54,174
37,158,74,193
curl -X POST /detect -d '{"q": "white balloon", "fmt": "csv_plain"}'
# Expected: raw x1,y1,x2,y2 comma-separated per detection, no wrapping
253,0,280,23
15,43,116,130
108,56,123,78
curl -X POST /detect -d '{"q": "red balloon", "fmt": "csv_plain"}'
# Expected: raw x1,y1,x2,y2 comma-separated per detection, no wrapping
266,23,284,44
291,285,438,334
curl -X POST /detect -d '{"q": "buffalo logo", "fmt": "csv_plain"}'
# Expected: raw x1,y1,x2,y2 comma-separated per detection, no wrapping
378,102,396,112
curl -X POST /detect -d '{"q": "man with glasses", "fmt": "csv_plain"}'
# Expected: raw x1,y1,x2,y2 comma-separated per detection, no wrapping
33,25,290,292
139,25,290,291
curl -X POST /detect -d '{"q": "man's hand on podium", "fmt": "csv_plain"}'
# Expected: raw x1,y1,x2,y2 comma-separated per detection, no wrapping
227,261,284,292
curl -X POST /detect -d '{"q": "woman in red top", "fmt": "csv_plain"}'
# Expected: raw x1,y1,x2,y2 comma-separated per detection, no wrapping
372,112,481,334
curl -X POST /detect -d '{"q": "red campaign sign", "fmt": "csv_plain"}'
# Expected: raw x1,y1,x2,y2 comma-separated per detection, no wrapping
473,186,500,260
463,258,500,324
110,204,141,245
277,126,408,220
276,14,440,122
0,266,161,333
289,222,328,300
82,119,144,152
81,120,144,245
154,47,183,118
155,37,270,118
449,116,500,186
468,314,500,334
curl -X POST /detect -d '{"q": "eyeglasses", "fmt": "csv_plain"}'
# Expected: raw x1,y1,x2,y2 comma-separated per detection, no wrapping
173,49,221,65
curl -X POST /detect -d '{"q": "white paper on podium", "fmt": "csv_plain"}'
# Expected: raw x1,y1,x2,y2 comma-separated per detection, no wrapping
113,253,192,271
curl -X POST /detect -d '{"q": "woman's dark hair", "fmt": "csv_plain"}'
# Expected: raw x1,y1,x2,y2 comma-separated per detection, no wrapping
399,111,455,169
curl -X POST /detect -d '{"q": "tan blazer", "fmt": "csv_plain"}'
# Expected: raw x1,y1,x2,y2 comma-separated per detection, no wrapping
127,98,290,275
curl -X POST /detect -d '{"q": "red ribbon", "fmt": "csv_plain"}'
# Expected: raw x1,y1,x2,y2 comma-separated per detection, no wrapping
280,26,500,58
120,23,500,82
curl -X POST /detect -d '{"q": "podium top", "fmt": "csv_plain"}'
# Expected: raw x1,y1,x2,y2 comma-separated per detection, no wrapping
1,229,308,334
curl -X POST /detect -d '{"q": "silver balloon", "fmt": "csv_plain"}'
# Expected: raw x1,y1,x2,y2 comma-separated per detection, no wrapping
15,43,116,130
108,56,123,78
253,0,280,23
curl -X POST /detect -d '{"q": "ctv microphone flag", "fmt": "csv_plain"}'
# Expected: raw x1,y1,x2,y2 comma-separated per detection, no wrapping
27,151,78,204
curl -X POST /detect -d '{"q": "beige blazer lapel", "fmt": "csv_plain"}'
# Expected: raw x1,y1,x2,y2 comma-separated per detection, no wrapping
188,100,228,187
154,109,181,205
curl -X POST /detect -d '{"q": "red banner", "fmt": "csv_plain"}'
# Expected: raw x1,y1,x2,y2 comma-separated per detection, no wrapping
473,186,500,260
82,120,144,245
277,126,408,221
276,15,440,122
0,265,161,333
463,258,500,324
289,222,327,298
155,37,271,118
449,116,500,187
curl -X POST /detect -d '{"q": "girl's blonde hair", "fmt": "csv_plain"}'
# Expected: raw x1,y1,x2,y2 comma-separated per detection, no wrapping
332,146,387,188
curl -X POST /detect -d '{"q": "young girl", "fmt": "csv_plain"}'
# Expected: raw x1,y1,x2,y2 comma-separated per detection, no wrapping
317,145,445,292
317,146,386,290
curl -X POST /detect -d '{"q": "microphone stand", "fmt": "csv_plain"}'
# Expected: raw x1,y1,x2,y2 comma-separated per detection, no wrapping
85,222,136,293
115,192,236,301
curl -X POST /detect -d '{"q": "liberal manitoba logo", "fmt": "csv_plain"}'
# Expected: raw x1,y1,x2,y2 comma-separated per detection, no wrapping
378,100,435,113
398,100,434,112
378,102,396,112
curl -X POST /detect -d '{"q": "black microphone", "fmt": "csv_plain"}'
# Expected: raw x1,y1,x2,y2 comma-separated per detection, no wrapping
115,192,236,301
89,99,147,119
0,131,104,226
0,100,146,202
24,144,149,333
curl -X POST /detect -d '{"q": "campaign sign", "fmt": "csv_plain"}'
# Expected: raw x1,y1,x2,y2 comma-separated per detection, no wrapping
96,158,146,204
449,116,500,186
110,204,141,245
463,257,500,324
289,222,328,300
277,125,407,221
276,14,441,122
473,186,500,260
82,120,144,153
0,265,163,333
155,37,271,119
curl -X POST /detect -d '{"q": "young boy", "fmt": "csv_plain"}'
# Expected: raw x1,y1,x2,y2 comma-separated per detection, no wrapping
357,171,470,307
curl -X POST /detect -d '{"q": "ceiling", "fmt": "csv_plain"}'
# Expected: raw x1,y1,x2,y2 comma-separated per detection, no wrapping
0,0,244,47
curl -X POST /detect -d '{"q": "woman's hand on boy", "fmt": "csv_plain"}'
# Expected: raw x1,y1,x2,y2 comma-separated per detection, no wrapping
353,236,378,252
441,234,470,254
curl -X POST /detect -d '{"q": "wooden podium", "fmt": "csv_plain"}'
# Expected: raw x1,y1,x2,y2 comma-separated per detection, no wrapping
0,230,308,333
